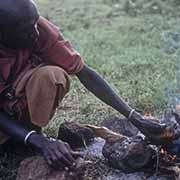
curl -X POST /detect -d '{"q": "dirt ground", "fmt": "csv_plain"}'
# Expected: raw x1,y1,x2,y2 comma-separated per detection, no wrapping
0,140,36,180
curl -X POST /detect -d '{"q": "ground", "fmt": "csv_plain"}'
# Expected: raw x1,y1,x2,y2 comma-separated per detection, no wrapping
1,0,180,179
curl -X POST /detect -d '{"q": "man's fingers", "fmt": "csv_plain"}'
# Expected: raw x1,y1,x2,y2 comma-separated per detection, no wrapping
46,155,53,166
44,151,55,167
64,152,75,165
57,146,75,167
71,151,85,158
50,150,67,169
43,147,66,169
64,142,84,158
42,140,84,170
63,143,77,162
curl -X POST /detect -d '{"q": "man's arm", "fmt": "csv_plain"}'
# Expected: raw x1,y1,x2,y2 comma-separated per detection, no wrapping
76,65,173,143
76,65,140,119
0,111,80,169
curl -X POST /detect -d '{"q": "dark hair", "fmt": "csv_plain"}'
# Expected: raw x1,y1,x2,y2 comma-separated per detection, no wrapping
0,0,39,28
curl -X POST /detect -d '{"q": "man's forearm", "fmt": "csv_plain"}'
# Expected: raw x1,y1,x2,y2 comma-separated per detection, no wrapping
76,65,135,118
0,111,42,147
76,65,174,146
0,111,29,142
0,111,80,168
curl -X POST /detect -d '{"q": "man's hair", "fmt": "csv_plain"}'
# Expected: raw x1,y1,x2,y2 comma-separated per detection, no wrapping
0,0,39,28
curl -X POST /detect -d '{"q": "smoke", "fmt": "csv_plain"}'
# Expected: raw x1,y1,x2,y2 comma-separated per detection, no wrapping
162,31,180,110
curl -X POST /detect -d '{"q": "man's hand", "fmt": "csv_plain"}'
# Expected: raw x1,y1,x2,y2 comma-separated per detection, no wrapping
28,133,83,170
0,111,82,169
166,138,180,155
130,112,175,145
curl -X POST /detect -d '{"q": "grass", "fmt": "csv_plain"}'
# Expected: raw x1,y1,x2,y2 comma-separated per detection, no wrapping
0,2,179,180
34,0,180,135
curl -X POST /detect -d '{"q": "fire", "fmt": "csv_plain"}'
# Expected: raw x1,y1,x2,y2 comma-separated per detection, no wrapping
160,148,165,155
170,155,177,161
143,111,160,122
160,147,177,162
144,111,153,117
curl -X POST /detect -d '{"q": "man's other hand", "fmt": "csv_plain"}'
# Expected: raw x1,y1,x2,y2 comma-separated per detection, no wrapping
28,133,83,170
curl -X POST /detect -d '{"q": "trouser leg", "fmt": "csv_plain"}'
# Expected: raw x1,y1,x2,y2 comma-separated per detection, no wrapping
25,65,70,127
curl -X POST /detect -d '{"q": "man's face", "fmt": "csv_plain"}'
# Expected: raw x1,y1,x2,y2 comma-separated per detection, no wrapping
1,17,40,49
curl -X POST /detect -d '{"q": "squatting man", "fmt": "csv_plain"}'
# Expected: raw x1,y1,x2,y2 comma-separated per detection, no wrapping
0,0,169,170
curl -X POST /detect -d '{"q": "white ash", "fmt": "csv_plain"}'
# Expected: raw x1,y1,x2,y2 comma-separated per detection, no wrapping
82,137,105,158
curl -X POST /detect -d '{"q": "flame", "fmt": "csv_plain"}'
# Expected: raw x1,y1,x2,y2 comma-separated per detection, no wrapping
169,155,177,161
144,111,152,117
160,148,165,155
160,147,177,162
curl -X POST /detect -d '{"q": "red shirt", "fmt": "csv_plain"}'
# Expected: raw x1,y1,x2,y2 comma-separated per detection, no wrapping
34,16,84,74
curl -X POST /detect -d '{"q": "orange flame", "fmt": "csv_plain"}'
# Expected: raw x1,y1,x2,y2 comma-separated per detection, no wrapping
160,148,165,155
144,111,153,117
160,147,177,161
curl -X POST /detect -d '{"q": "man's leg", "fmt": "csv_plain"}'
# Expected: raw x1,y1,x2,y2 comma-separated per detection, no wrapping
24,65,70,127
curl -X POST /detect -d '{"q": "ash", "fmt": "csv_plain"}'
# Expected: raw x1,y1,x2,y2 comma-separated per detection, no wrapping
83,137,105,158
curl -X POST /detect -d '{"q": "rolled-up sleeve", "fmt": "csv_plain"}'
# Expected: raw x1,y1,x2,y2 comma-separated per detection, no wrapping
35,17,84,74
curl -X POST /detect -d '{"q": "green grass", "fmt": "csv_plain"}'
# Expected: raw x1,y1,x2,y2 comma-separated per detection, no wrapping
35,0,179,135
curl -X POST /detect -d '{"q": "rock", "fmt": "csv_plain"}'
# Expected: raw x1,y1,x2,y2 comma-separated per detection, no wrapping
102,135,155,173
101,117,139,137
58,122,95,149
105,171,146,180
148,175,172,180
16,156,85,180
82,137,106,158
0,139,37,180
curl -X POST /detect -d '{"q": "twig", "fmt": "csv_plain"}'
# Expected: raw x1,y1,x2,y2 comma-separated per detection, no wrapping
155,146,160,176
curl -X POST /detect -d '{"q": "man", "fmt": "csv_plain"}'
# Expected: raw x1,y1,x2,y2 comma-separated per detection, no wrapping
0,0,169,170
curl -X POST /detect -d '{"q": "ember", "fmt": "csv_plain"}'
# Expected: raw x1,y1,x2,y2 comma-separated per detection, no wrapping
144,111,153,118
160,147,177,164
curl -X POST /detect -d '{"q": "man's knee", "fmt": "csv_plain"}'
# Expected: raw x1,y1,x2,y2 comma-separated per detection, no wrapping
25,66,70,127
28,65,70,93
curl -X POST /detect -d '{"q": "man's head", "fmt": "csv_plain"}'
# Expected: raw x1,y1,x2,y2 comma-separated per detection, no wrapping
0,0,40,49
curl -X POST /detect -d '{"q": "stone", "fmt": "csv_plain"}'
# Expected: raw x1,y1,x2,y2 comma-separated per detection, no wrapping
16,156,85,180
101,117,139,137
82,137,106,158
102,135,155,173
57,122,95,149
105,171,146,180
